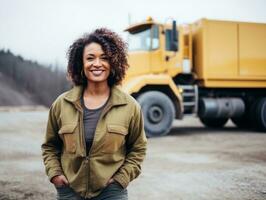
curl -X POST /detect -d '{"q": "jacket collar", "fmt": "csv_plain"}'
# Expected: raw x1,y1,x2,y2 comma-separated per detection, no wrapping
64,85,128,107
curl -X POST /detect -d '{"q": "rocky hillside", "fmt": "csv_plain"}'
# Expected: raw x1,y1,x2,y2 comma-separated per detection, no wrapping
0,50,71,107
0,72,37,105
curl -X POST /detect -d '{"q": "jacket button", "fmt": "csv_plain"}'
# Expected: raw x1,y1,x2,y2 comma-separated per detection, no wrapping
85,158,89,163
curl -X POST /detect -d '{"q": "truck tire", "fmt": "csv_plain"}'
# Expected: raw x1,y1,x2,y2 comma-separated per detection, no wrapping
199,117,228,128
137,91,175,137
253,97,266,132
231,115,250,129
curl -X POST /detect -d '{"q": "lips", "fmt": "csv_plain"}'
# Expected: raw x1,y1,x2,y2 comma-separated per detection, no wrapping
90,69,105,76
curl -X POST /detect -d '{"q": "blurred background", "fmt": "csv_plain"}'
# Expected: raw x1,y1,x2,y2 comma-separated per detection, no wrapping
1,0,266,107
0,0,266,200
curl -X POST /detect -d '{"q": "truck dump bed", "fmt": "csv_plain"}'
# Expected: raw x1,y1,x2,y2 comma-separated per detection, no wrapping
192,19,266,88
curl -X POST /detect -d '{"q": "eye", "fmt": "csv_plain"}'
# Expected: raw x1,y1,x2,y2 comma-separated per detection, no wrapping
86,57,94,61
101,56,108,61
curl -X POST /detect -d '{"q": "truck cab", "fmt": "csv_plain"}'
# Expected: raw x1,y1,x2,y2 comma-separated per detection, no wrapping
124,17,192,85
122,17,196,137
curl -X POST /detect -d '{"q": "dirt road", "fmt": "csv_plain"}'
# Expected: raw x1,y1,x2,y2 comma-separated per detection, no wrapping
0,110,266,200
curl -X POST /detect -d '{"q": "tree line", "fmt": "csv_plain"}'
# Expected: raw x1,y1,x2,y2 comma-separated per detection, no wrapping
0,49,71,107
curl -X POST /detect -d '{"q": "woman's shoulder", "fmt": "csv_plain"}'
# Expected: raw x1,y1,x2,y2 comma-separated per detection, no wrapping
50,87,78,109
53,86,82,105
114,86,141,111
52,90,70,104
125,93,140,108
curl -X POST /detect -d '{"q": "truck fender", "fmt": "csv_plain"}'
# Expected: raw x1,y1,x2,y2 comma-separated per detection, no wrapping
122,74,184,118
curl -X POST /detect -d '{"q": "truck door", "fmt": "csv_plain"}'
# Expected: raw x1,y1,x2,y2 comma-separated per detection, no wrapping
149,25,166,73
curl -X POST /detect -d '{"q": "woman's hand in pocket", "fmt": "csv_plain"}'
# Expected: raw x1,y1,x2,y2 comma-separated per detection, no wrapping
51,175,69,187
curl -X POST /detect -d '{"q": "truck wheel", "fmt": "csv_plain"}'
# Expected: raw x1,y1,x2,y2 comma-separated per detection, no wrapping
137,91,175,137
253,97,266,132
231,115,250,129
199,117,228,128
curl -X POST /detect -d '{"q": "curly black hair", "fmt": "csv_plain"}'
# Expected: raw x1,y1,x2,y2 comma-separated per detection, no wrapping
67,28,129,86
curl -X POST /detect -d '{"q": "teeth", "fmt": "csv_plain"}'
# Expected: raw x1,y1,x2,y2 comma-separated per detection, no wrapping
91,70,103,76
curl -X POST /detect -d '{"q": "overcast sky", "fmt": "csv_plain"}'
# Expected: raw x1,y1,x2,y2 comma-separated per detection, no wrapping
1,0,266,69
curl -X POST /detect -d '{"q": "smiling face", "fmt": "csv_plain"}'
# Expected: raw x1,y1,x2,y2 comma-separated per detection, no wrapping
82,42,110,85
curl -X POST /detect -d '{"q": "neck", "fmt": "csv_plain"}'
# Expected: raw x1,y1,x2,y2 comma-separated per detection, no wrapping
84,81,110,96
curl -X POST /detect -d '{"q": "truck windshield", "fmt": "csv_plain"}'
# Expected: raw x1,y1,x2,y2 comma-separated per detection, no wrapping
128,25,159,51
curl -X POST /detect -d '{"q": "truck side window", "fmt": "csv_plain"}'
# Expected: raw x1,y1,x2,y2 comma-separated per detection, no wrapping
151,25,159,50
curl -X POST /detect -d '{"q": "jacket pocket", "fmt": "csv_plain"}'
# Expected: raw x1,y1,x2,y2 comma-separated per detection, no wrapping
102,125,128,154
58,124,77,153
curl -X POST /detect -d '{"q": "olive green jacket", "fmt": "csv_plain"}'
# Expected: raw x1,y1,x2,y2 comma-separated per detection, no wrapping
41,86,147,198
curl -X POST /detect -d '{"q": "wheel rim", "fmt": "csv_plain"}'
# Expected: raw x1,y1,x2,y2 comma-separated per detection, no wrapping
148,105,163,123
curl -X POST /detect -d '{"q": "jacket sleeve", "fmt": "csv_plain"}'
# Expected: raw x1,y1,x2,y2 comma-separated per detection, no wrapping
41,102,63,181
113,103,147,188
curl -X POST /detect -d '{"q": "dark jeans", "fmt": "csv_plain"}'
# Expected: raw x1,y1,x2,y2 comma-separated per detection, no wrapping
56,182,128,200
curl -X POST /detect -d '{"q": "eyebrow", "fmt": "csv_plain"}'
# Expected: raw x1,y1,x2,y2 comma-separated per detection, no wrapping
85,53,107,57
85,53,95,57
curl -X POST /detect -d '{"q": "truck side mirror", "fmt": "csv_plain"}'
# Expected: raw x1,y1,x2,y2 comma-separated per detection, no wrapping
170,20,178,51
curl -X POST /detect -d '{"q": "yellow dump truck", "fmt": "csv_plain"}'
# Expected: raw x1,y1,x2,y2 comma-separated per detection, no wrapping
122,17,266,137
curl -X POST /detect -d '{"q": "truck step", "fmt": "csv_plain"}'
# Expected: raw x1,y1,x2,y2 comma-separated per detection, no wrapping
182,93,195,97
183,102,196,106
179,85,195,90
178,85,198,114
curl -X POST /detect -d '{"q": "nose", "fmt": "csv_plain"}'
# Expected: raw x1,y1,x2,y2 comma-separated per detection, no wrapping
93,58,102,67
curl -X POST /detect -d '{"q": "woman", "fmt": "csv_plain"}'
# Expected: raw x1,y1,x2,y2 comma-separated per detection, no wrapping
42,28,147,200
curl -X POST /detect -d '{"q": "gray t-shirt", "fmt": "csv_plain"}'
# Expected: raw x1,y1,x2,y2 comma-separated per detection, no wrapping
81,97,108,154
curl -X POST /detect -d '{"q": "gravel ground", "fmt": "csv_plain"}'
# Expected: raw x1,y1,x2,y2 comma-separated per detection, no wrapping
0,110,266,200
